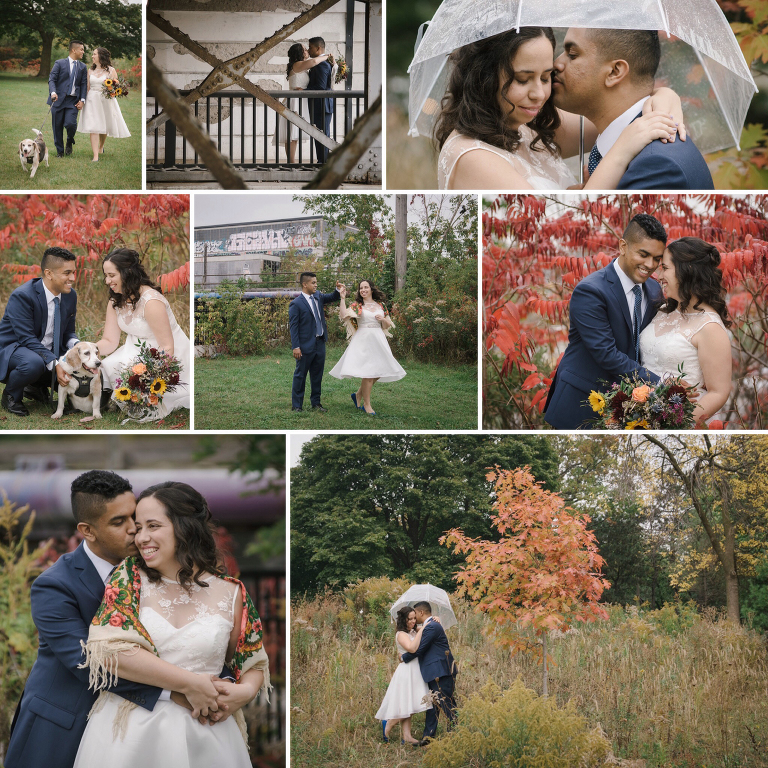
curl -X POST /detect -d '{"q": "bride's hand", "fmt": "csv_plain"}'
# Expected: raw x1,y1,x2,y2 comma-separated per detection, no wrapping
645,87,686,141
182,672,220,718
374,312,385,321
610,112,679,165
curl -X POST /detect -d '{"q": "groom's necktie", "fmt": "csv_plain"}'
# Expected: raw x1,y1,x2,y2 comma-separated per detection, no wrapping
52,296,61,358
588,144,603,176
310,294,323,337
632,285,642,361
69,61,77,96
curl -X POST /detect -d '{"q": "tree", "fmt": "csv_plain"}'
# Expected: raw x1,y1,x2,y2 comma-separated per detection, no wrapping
290,435,559,596
442,468,609,695
484,194,768,428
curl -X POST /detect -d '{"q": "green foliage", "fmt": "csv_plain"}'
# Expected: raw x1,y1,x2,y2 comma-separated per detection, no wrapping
0,496,51,758
742,557,768,631
422,679,611,768
290,435,560,596
244,516,286,561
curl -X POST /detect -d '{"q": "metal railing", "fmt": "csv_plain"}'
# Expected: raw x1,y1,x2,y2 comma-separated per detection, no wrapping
148,89,366,169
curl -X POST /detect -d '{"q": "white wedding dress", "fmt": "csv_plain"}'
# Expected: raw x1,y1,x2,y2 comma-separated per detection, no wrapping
375,632,431,722
438,126,577,189
639,308,728,388
73,573,251,768
101,289,190,420
78,72,131,138
274,70,310,146
329,305,406,382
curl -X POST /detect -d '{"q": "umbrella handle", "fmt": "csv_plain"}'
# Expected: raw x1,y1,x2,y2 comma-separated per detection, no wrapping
579,115,584,185
415,21,430,54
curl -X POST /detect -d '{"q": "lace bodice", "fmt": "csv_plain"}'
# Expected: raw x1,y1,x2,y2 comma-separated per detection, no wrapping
88,72,109,93
115,288,179,339
437,127,577,190
139,572,238,675
639,309,728,388
395,630,418,656
357,306,385,329
288,70,310,89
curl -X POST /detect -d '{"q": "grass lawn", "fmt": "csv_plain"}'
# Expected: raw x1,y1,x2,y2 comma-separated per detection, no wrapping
0,382,189,430
194,348,479,430
0,72,142,190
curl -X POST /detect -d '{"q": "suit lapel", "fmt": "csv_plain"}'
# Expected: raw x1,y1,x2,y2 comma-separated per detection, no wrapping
73,542,107,604
606,261,633,334
33,280,48,340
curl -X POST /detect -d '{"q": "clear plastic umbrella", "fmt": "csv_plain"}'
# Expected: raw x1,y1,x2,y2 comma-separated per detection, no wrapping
389,583,457,631
408,0,757,154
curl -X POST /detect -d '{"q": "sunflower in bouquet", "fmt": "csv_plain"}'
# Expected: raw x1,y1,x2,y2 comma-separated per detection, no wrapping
587,365,697,430
334,56,348,84
112,341,183,421
103,77,129,99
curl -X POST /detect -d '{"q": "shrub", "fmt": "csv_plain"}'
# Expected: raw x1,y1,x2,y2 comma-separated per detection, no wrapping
422,679,612,768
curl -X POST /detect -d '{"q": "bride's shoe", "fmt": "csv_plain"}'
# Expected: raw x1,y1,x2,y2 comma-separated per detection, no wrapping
382,720,388,742
351,392,358,408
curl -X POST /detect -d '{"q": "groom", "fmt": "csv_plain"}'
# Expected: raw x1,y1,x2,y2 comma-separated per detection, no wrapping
553,28,714,190
544,213,666,429
0,247,78,416
48,40,88,158
400,601,457,744
289,272,343,411
307,36,334,163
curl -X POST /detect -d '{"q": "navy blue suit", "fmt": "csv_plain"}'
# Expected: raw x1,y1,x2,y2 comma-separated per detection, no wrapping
544,261,662,429
618,113,714,190
401,619,457,739
307,59,334,163
47,57,88,155
288,289,340,408
0,278,77,402
5,543,162,768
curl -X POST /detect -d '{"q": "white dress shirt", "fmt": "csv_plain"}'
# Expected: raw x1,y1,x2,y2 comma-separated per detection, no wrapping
595,97,650,159
613,259,647,323
41,283,77,370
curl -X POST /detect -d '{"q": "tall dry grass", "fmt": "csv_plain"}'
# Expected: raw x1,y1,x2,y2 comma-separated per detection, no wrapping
291,590,768,768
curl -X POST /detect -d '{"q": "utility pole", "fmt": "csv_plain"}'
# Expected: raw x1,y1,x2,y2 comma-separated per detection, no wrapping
395,195,407,292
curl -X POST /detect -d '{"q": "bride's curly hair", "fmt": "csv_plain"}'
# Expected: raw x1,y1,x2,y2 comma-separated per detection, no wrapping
287,43,305,77
91,47,112,71
660,237,731,327
355,279,387,305
396,606,416,632
103,248,162,309
434,27,560,155
137,482,225,590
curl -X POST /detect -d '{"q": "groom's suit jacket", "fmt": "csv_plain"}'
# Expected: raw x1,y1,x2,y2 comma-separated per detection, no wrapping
0,278,77,382
47,57,88,109
544,260,662,430
618,113,714,190
401,618,456,682
288,289,340,354
5,543,162,768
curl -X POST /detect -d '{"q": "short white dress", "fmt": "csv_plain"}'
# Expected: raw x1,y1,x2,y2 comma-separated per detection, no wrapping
78,72,131,138
375,633,431,722
329,305,406,382
274,70,310,145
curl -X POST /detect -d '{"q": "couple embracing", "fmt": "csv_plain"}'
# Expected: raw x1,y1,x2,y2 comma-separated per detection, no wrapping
544,213,733,429
438,27,714,190
6,471,270,768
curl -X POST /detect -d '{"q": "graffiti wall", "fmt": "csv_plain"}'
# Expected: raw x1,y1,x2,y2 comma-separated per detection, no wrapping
195,222,318,258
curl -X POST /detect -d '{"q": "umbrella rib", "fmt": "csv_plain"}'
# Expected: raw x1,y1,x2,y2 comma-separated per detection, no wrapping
656,0,671,38
694,48,742,150
515,0,522,33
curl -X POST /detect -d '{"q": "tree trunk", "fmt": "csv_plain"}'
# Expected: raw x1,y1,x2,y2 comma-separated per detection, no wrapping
542,633,548,697
38,31,54,79
718,479,741,623
395,195,407,292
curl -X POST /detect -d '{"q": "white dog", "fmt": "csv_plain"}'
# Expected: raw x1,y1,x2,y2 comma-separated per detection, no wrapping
51,342,104,422
19,129,49,179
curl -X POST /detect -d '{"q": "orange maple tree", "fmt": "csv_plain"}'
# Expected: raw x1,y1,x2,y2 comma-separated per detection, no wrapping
441,467,610,695
484,194,768,429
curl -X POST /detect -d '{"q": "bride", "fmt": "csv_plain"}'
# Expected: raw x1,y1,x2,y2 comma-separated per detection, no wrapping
436,27,682,190
74,482,270,767
77,47,130,162
375,607,432,745
640,237,732,423
275,43,334,163
329,280,406,415
97,249,190,420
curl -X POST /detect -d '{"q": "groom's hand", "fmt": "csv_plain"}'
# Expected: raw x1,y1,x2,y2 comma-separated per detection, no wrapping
205,679,253,725
55,363,71,387
293,347,302,360
50,92,58,102
76,101,84,110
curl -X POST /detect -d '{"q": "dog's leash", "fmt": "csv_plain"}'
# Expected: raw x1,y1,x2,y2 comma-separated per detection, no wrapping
36,104,53,136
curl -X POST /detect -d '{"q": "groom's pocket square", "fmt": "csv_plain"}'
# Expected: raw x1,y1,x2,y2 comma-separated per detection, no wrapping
28,695,77,729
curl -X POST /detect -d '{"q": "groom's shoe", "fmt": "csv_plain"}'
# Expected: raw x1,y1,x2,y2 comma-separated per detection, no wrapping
1,390,30,417
292,406,303,411
23,384,49,403
311,404,328,412
65,138,74,155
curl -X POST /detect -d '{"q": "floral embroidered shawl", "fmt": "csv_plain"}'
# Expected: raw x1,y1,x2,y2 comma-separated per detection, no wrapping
339,301,394,341
80,557,270,742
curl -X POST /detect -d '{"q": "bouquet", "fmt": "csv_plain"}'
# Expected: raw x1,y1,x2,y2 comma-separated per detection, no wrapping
334,56,348,84
102,77,129,99
587,366,696,430
112,342,183,421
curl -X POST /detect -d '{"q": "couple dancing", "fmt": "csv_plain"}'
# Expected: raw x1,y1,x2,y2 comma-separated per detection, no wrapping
0,246,189,421
375,601,457,746
6,471,270,768
48,40,130,162
288,272,405,415
437,27,714,190
544,213,732,429
278,36,336,163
